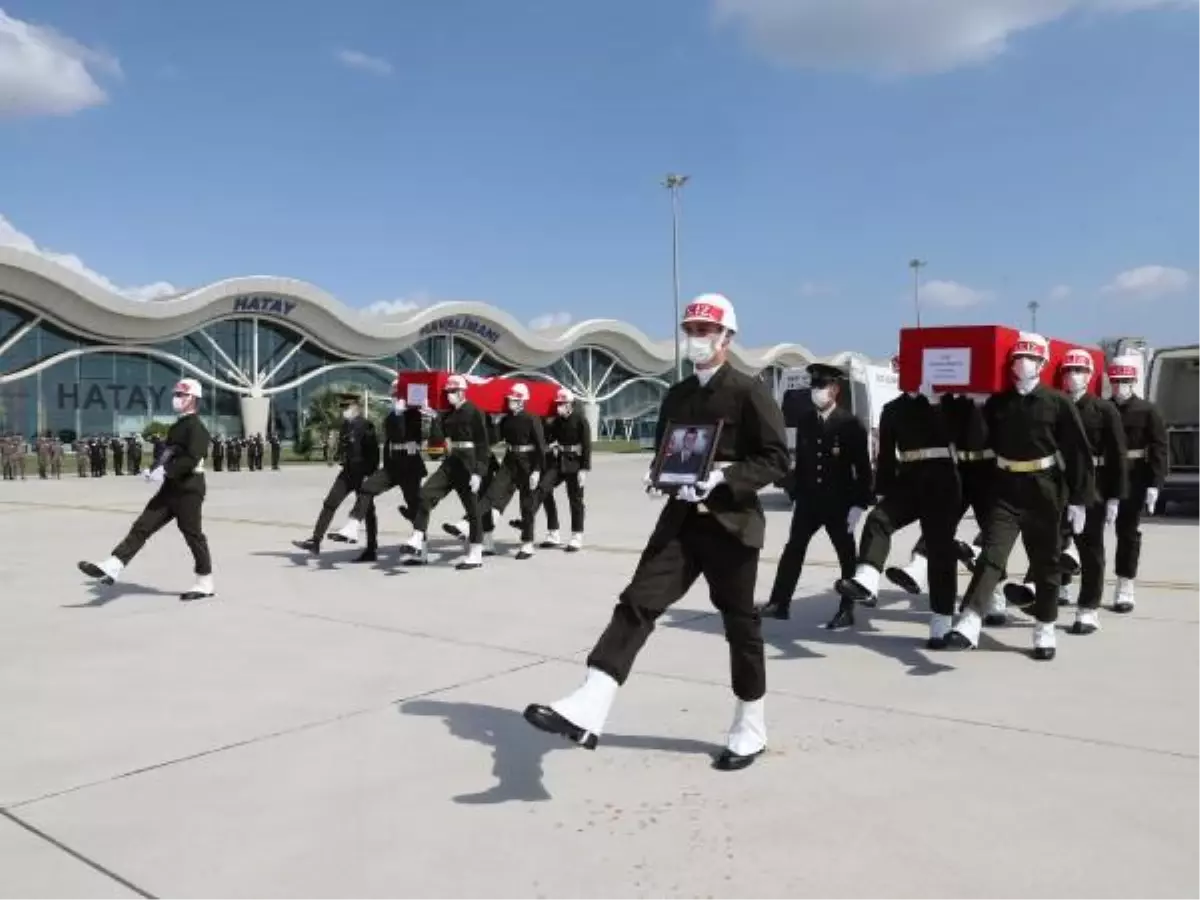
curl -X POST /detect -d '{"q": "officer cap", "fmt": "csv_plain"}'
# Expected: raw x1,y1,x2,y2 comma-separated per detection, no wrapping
806,362,846,386
335,391,363,406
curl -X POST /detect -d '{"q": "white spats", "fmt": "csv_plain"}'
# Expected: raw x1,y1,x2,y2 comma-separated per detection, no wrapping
1033,622,1056,651
1075,607,1100,632
541,529,562,547
929,613,953,642
550,668,618,737
463,543,484,566
726,698,767,757
518,542,535,557
404,531,426,551
567,532,583,550
1058,585,1073,605
952,607,982,647
191,574,215,596
903,553,929,593
99,556,123,580
481,533,496,555
851,563,881,597
984,587,1007,618
1113,577,1136,611
333,520,360,543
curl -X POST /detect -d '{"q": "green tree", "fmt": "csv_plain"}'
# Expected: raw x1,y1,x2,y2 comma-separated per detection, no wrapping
303,383,383,451
142,420,171,440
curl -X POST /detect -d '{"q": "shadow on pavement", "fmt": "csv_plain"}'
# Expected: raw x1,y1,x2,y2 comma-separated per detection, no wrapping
399,699,720,805
63,580,179,608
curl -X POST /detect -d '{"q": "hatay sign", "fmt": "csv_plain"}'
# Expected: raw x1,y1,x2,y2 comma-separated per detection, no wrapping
232,295,298,316
56,383,181,412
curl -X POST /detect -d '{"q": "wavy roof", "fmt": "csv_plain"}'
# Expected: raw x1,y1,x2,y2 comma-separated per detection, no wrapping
0,247,870,377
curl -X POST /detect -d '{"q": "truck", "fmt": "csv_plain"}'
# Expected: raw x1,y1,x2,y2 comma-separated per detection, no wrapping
1146,344,1199,512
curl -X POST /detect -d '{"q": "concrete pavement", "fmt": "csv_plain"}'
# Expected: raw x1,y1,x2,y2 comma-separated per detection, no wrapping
1,457,1196,898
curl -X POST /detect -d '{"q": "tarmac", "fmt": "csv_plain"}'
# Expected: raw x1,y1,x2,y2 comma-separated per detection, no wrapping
0,456,1196,899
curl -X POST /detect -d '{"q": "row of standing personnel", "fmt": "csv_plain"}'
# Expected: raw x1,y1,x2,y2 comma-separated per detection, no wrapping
761,336,1167,662
294,379,593,569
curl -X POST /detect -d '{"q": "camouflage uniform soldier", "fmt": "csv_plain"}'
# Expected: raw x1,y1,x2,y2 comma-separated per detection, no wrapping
37,435,51,479
14,437,26,480
50,437,63,478
0,436,11,481
75,439,88,477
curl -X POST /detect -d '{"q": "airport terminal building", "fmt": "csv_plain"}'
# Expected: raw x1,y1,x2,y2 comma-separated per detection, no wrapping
0,247,858,442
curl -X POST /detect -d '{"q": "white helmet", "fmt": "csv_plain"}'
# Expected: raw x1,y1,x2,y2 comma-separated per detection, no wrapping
1010,332,1049,363
682,293,738,334
555,387,575,404
507,383,530,403
1062,348,1094,372
444,374,468,393
1107,355,1140,382
174,378,203,399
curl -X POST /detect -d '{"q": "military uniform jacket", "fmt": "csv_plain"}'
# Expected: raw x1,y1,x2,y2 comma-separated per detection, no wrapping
382,410,428,478
1074,394,1129,502
652,365,789,550
1115,396,1168,489
497,411,546,474
160,414,211,494
429,401,491,479
545,410,592,473
792,406,874,511
874,393,958,498
982,386,1092,506
336,416,380,478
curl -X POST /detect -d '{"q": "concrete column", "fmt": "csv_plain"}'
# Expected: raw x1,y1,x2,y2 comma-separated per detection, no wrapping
581,400,600,440
239,393,270,438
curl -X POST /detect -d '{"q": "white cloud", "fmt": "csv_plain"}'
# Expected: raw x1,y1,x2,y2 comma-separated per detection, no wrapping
360,292,431,318
334,48,393,76
711,0,1194,76
528,311,573,331
1101,265,1192,299
0,9,121,118
0,213,178,301
921,279,992,307
1047,284,1072,301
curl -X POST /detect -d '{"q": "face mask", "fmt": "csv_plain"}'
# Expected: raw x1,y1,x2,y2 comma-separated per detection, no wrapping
171,396,187,414
392,400,406,414
342,407,359,420
811,387,832,409
1114,383,1134,401
1011,358,1039,382
684,335,720,365
1064,372,1090,394
507,399,522,413
446,391,464,408
557,404,571,417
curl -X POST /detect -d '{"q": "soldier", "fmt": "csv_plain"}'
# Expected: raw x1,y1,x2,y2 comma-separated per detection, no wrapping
292,393,380,556
78,379,215,601
1108,354,1168,613
760,362,873,627
1005,348,1128,634
211,435,225,472
328,390,428,563
37,433,51,479
49,436,62,478
269,432,282,470
397,374,491,570
74,438,88,477
0,436,11,480
14,436,26,480
516,387,592,551
88,437,103,477
832,384,963,647
945,334,1092,661
445,383,546,559
127,434,143,474
254,433,266,470
524,293,789,771
111,435,125,476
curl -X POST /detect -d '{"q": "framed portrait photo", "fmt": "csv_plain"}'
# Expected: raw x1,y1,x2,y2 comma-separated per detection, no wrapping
650,421,723,490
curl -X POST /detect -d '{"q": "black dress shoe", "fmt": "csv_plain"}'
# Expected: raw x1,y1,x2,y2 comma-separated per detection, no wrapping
1112,600,1134,614
398,505,412,522
759,599,791,620
515,549,534,560
713,747,764,771
326,531,356,544
77,560,114,585
508,518,522,530
825,605,855,630
1003,582,1037,612
353,549,378,563
835,577,874,604
884,566,922,595
943,631,975,651
523,704,598,749
1068,621,1097,636
955,540,977,567
455,559,482,570
1032,646,1056,661
442,523,466,539
292,538,320,555
179,589,215,602
926,634,948,651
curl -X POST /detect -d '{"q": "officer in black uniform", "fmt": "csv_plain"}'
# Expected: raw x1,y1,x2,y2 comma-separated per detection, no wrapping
269,432,282,470
1005,348,1128,635
78,378,216,601
834,384,962,648
88,437,103,477
126,434,142,474
946,334,1092,661
760,362,873,627
523,292,787,772
110,436,125,476
519,387,592,551
329,391,429,561
524,293,789,772
446,383,547,559
1107,354,1168,613
398,374,491,570
292,393,380,556
211,435,224,472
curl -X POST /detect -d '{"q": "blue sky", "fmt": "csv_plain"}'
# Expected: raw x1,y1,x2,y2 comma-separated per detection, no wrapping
0,0,1196,357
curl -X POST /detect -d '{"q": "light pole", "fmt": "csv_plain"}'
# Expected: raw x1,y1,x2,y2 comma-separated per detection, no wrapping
908,258,927,328
663,173,689,382
1027,300,1039,332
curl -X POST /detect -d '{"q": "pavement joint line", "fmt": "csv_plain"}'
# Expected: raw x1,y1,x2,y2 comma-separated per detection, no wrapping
0,807,157,899
3,498,1198,593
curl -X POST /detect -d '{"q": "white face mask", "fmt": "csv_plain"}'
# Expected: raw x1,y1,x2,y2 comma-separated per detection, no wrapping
392,400,406,414
171,395,188,414
1011,358,1040,382
556,404,571,417
507,399,522,413
811,387,833,410
1114,383,1134,401
446,391,464,408
683,334,721,366
342,407,359,420
1064,372,1090,394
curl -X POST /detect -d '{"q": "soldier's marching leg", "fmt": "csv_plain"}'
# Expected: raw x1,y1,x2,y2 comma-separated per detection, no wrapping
1070,503,1107,634
174,492,215,601
1018,485,1068,660
353,498,379,563
329,468,392,544
397,472,422,523
452,471,485,570
514,474,539,560
453,470,507,556
565,470,586,551
823,510,862,630
293,472,353,555
538,469,563,547
79,492,174,585
1113,486,1146,612
761,506,822,620
403,467,454,564
947,497,1024,650
921,507,961,649
836,494,914,605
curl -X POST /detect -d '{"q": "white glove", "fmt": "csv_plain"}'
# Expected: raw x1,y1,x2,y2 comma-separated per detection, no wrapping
847,506,865,534
1105,499,1119,525
144,467,165,484
1145,487,1159,514
676,469,726,505
469,474,482,493
577,471,586,488
1067,504,1086,534
643,467,663,499
528,471,541,491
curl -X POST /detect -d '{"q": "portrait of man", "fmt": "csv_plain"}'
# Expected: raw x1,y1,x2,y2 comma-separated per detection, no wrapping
655,424,715,485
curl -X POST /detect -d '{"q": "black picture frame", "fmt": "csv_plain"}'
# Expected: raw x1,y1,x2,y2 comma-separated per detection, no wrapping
650,420,723,490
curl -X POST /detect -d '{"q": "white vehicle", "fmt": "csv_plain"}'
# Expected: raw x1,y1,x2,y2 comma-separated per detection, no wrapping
1147,344,1199,510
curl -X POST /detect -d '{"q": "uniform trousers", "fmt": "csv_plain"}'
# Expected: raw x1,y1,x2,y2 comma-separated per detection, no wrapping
351,463,423,526
1115,478,1151,579
480,465,538,541
112,484,212,575
860,469,960,615
768,496,857,604
588,510,765,700
1059,501,1106,609
961,471,1065,624
414,462,482,542
313,470,376,547
912,461,993,558
539,467,586,533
